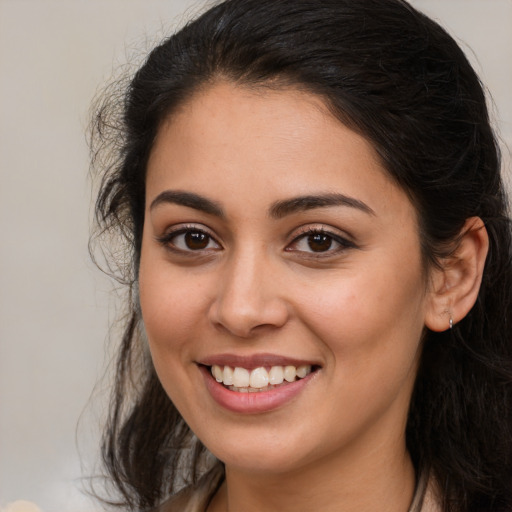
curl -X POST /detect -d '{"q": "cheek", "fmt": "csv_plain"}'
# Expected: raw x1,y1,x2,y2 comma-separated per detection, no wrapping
138,250,203,384
139,248,207,339
296,257,426,378
299,272,425,442
138,259,206,414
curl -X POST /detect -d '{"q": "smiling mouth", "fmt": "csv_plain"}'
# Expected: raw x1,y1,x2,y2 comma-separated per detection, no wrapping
208,364,316,393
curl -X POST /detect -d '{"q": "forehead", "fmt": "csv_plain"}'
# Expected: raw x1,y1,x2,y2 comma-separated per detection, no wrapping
146,81,414,224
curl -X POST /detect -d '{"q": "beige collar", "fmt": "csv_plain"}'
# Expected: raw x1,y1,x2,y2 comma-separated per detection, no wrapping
409,470,442,512
157,465,442,512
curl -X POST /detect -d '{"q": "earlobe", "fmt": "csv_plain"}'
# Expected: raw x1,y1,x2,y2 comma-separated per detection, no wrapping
425,217,489,332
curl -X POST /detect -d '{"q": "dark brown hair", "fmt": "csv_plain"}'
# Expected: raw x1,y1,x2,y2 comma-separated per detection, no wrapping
91,0,512,510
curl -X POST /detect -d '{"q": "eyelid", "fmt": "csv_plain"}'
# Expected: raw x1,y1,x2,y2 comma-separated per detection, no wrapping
286,224,357,255
155,223,222,252
155,222,356,257
289,223,355,243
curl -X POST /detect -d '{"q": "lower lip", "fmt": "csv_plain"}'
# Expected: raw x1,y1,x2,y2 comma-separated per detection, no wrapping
199,365,316,414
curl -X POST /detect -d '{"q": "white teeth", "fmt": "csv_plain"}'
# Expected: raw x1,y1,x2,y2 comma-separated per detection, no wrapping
249,367,269,388
233,367,250,388
212,364,223,382
268,366,284,385
223,365,234,386
210,364,313,390
284,365,296,382
296,364,311,378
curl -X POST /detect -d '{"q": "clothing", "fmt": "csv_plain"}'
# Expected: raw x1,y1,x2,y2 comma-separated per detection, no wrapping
155,465,223,512
155,464,442,512
409,470,442,512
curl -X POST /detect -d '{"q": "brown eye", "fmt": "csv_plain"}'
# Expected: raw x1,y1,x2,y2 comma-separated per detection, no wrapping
307,233,333,252
184,231,210,250
287,228,354,257
159,227,221,252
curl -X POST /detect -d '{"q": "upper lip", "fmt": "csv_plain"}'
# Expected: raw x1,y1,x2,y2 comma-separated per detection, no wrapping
198,353,320,370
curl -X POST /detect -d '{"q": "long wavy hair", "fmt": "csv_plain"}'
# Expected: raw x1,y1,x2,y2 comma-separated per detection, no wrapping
90,0,512,510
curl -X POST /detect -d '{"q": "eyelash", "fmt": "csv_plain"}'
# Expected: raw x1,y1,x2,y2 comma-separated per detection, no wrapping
156,225,220,254
287,226,356,257
156,224,356,257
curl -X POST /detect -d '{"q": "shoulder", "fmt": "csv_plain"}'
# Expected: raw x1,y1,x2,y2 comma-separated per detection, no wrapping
152,465,224,512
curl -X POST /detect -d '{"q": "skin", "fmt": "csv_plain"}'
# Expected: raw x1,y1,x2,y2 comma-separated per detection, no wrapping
138,82,484,511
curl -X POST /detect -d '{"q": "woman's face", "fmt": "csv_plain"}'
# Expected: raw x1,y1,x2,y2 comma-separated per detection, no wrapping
139,82,432,475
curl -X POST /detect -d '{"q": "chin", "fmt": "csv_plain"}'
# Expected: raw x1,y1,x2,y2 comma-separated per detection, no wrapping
198,424,328,476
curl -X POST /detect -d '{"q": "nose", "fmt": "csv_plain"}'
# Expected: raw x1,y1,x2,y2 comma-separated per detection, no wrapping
207,249,290,338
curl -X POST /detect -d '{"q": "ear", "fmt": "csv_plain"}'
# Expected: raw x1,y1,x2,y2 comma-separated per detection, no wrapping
425,217,489,332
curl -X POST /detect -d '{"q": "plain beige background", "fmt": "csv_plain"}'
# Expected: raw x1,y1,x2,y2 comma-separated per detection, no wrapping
0,1,510,510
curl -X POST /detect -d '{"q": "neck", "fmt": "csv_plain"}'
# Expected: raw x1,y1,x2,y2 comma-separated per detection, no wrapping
209,436,416,512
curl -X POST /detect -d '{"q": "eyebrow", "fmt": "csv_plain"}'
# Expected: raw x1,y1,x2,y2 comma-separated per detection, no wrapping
269,193,375,218
150,190,225,217
149,190,375,219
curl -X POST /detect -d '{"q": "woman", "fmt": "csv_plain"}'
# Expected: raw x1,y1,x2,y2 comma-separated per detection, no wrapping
90,0,512,510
